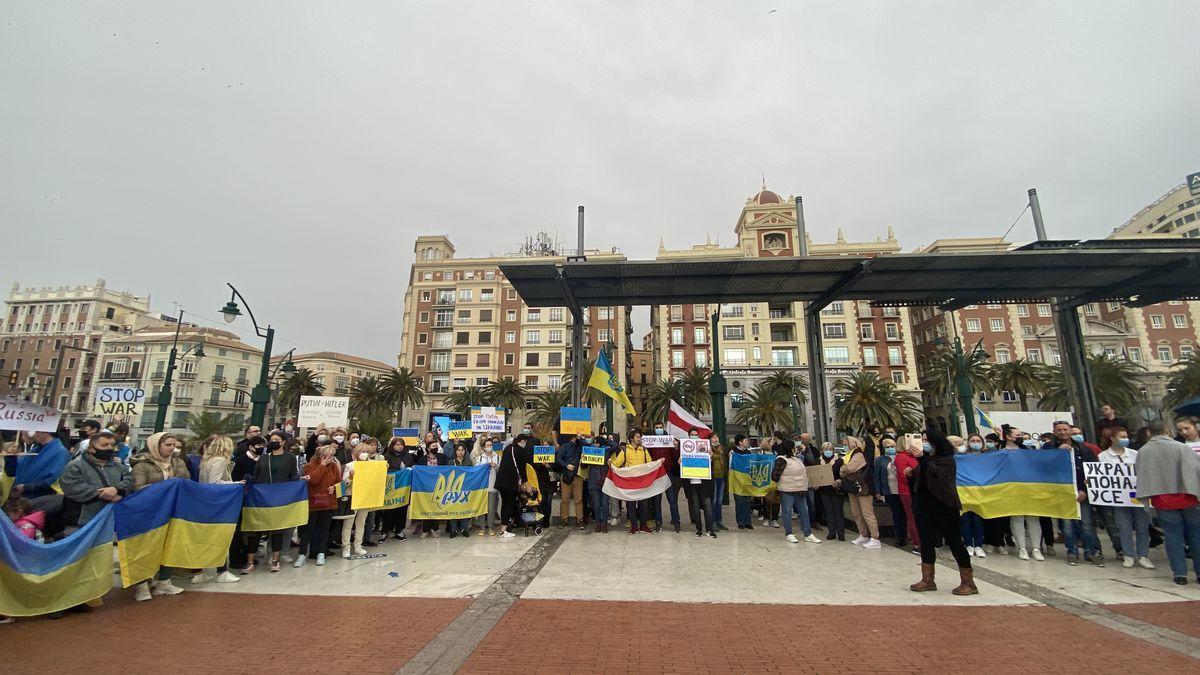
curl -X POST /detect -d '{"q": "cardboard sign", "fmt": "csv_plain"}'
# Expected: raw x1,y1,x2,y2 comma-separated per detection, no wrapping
448,420,473,440
470,406,505,433
298,396,349,428
533,445,556,464
1083,462,1140,507
0,397,61,432
582,445,606,465
559,407,590,434
806,463,835,488
350,459,387,510
642,435,676,448
679,438,712,480
93,386,146,417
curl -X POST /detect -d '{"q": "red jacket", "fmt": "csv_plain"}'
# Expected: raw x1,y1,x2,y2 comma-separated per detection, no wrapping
648,446,679,472
303,458,343,511
893,452,918,496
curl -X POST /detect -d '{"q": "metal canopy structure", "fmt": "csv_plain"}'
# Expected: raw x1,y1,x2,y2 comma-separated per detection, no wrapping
500,239,1200,444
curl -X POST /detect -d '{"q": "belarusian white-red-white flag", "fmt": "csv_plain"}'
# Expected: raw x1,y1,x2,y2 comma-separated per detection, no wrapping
602,458,671,501
667,400,712,440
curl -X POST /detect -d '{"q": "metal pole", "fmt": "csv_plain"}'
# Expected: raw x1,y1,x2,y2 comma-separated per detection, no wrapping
570,206,586,408
954,337,977,435
709,310,727,443
249,326,274,428
805,307,831,443
577,205,585,257
1028,188,1048,242
795,196,809,257
152,310,185,432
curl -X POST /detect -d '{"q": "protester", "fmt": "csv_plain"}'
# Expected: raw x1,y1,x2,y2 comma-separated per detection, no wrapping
648,431,681,533
814,442,845,541
1001,426,1044,561
415,437,448,538
8,430,70,499
6,498,44,541
193,436,241,583
1176,417,1200,453
1097,426,1153,570
683,434,716,538
471,436,501,536
586,435,614,533
339,438,379,554
840,436,881,549
380,437,415,542
494,434,532,539
874,435,906,549
759,434,781,527
130,432,188,601
235,424,263,457
60,430,132,532
448,442,474,538
1045,420,1103,566
613,430,653,534
959,434,987,557
532,436,556,529
771,438,818,544
908,428,976,595
709,436,729,532
731,434,755,529
555,433,585,528
1135,419,1200,585
72,419,102,458
247,431,301,573
892,434,921,553
1096,404,1129,441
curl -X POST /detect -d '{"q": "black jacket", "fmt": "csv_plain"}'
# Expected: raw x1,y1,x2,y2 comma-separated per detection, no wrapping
385,448,417,471
253,452,299,484
415,448,448,467
913,451,960,510
495,443,530,492
232,452,259,482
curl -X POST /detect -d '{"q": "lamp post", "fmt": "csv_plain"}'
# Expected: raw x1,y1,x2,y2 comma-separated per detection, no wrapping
219,284,275,430
264,348,298,427
153,310,206,432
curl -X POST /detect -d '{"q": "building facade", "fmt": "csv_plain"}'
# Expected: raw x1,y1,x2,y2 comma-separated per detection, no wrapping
1111,176,1200,239
0,279,166,425
398,235,633,432
271,351,394,397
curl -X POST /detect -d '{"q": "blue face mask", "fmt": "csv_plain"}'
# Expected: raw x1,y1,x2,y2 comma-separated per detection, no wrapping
1118,438,1130,448
985,441,997,450
1071,434,1084,443
822,450,834,458
1022,439,1038,448
922,442,933,452
884,446,896,456
969,442,983,451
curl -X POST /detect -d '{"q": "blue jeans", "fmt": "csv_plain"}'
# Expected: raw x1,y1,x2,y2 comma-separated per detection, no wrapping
734,495,751,527
780,491,811,536
652,477,681,528
961,511,985,548
885,495,907,542
1158,505,1200,578
589,486,609,523
806,489,817,525
1113,506,1151,559
1062,502,1102,556
711,477,726,525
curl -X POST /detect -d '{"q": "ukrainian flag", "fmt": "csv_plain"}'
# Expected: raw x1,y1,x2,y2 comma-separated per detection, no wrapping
384,469,412,509
114,480,242,587
957,449,1080,520
588,349,636,415
0,504,115,617
976,406,997,431
410,465,489,519
393,427,421,446
729,452,777,497
242,481,309,532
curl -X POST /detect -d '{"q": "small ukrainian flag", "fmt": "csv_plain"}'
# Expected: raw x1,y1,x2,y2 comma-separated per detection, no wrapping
976,406,997,431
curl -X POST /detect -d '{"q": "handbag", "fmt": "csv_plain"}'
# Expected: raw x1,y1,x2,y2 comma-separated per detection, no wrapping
310,490,335,511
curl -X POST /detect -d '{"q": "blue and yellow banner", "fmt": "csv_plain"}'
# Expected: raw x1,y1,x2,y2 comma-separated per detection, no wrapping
114,479,242,587
559,407,591,435
384,469,412,509
0,503,115,617
392,427,421,446
957,449,1080,519
242,481,309,532
410,464,489,520
588,349,636,415
533,445,556,464
729,452,777,497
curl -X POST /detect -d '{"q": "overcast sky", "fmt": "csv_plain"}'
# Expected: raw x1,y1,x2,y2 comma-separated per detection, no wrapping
3,2,1198,364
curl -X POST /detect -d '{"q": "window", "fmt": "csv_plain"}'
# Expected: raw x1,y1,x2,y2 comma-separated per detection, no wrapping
978,391,992,402
863,347,878,366
598,329,613,343
986,303,1001,309
752,346,762,361
1022,325,1035,337
1083,303,1097,316
721,305,744,318
1128,347,1142,362
887,346,902,365
506,289,517,300
771,348,797,367
457,310,471,324
751,323,760,337
1017,305,1029,317
694,327,706,344
671,351,685,368
822,323,846,339
548,329,563,344
479,309,492,322
671,328,684,345
481,289,494,302
995,347,1010,364
475,377,490,387
692,305,706,321
504,354,515,366
1037,303,1051,317
694,350,707,368
723,348,747,365
456,331,470,345
989,318,1004,332
420,291,431,302
891,372,905,385
454,354,469,368
549,308,563,322
423,272,433,281
436,290,455,304
504,331,516,344
1150,315,1165,329
821,302,844,315
1174,315,1188,328
478,331,492,344
823,347,850,364
722,325,745,340
434,309,453,327
505,310,516,322
526,330,541,344
547,352,562,367
419,311,429,324
476,353,490,367
1158,346,1173,363
527,309,541,322
885,323,899,340
431,376,449,393
524,375,538,389
526,353,540,367
1182,346,1195,359
430,353,450,371
966,318,981,332
860,324,874,340
547,375,562,390
434,332,453,349
1026,348,1042,363
670,305,683,321
1107,301,1120,312
1001,390,1018,403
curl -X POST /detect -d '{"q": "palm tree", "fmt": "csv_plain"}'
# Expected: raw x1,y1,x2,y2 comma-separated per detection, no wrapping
679,365,712,414
380,367,424,424
444,386,488,416
561,356,605,407
644,377,688,425
761,369,810,432
529,387,572,437
918,344,993,405
276,368,324,418
1039,353,1145,414
989,359,1052,411
833,371,924,434
732,383,792,436
484,377,527,414
185,411,243,439
1165,354,1200,410
348,375,388,421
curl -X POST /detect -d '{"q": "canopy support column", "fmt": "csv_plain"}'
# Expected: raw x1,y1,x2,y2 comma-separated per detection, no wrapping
806,305,831,443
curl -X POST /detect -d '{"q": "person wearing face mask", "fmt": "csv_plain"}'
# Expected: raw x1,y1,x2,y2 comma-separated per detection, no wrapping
380,437,415,542
192,436,243,583
1044,420,1103,566
246,432,301,573
908,428,976,595
1003,425,1046,562
415,437,449,538
1098,426,1153,570
814,442,845,541
731,435,755,529
495,434,533,538
60,430,133,531
892,434,921,553
585,434,616,533
771,438,817,544
304,423,329,461
613,430,655,534
983,434,1000,452
648,431,683,533
709,436,729,532
339,438,381,554
130,432,191,600
946,435,964,454
329,427,350,465
840,436,881,549
959,434,987,558
472,436,502,535
874,436,907,549
556,433,586,529
447,442,475,538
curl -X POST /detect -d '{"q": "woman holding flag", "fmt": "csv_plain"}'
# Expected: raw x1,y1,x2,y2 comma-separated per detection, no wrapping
130,432,189,601
247,431,300,573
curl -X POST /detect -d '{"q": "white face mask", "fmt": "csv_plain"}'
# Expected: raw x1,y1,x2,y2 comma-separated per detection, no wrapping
358,452,369,461
349,438,360,447
317,434,329,443
333,435,345,444
284,425,294,433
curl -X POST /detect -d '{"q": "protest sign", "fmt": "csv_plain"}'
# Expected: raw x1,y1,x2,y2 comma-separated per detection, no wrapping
350,460,387,510
448,421,473,440
0,397,61,432
298,396,349,428
533,445,556,464
392,428,420,445
1083,462,1140,507
642,435,676,448
93,386,146,417
806,463,835,488
582,445,606,465
560,407,590,434
470,406,505,433
679,438,712,480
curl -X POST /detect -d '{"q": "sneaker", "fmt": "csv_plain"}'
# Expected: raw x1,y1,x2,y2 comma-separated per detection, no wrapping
293,555,307,568
967,546,977,557
191,571,216,585
316,554,326,566
152,580,184,596
353,546,367,556
1084,554,1105,567
477,528,486,537
216,571,241,583
429,529,440,538
996,545,1009,555
608,517,618,526
500,531,517,539
786,534,799,543
1136,557,1156,570
975,546,986,559
270,561,280,573
910,548,921,556
1174,576,1188,585
1122,556,1134,569
397,532,407,541
281,554,294,564
342,549,352,559
448,530,457,539
1066,553,1079,566
863,538,882,549
134,582,152,602
1044,545,1057,557
1031,548,1045,562
804,534,822,544
707,530,717,538
0,616,14,624
716,523,729,531
851,535,869,546
770,520,781,529
240,563,256,574
420,531,430,539
1018,548,1030,561
695,530,703,537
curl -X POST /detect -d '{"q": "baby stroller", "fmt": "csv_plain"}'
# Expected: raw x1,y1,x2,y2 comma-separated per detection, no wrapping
519,464,544,536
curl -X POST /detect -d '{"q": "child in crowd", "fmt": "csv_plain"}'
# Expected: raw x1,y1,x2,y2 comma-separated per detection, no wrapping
5,497,45,542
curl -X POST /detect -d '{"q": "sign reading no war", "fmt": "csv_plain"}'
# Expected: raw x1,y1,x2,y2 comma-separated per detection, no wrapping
93,386,146,417
297,396,349,428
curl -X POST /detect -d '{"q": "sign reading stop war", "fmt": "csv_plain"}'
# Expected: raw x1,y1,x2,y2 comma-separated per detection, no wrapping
297,396,349,428
93,386,146,417
1083,462,1140,507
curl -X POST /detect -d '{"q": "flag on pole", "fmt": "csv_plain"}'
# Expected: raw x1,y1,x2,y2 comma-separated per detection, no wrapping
587,349,636,415
602,459,671,501
667,400,712,440
976,406,997,431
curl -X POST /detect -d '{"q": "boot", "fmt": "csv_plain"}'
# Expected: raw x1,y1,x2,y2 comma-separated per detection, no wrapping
909,563,937,592
952,567,978,596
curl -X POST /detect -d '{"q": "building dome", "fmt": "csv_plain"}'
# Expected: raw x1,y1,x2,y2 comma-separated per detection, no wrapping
751,188,783,205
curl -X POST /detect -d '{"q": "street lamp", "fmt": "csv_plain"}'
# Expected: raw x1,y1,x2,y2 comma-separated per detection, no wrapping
219,283,275,429
152,310,206,432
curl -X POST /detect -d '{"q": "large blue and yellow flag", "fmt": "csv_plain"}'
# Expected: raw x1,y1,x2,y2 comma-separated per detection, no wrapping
957,449,1080,519
384,469,412,509
114,479,242,587
0,504,115,617
729,452,777,497
588,349,636,415
242,481,309,532
410,464,489,520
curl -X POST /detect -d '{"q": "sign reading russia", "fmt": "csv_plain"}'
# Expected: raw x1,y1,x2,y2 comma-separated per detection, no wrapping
93,386,145,417
0,397,61,432
409,464,489,519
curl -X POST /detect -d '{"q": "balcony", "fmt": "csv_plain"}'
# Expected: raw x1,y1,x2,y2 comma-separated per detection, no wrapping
179,372,196,381
150,371,166,380
176,397,193,404
433,294,456,307
212,375,226,383
98,372,141,383
236,378,248,385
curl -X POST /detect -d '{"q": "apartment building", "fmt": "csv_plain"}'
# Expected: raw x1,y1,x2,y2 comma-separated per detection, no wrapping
1111,173,1200,239
398,234,633,431
271,351,394,397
